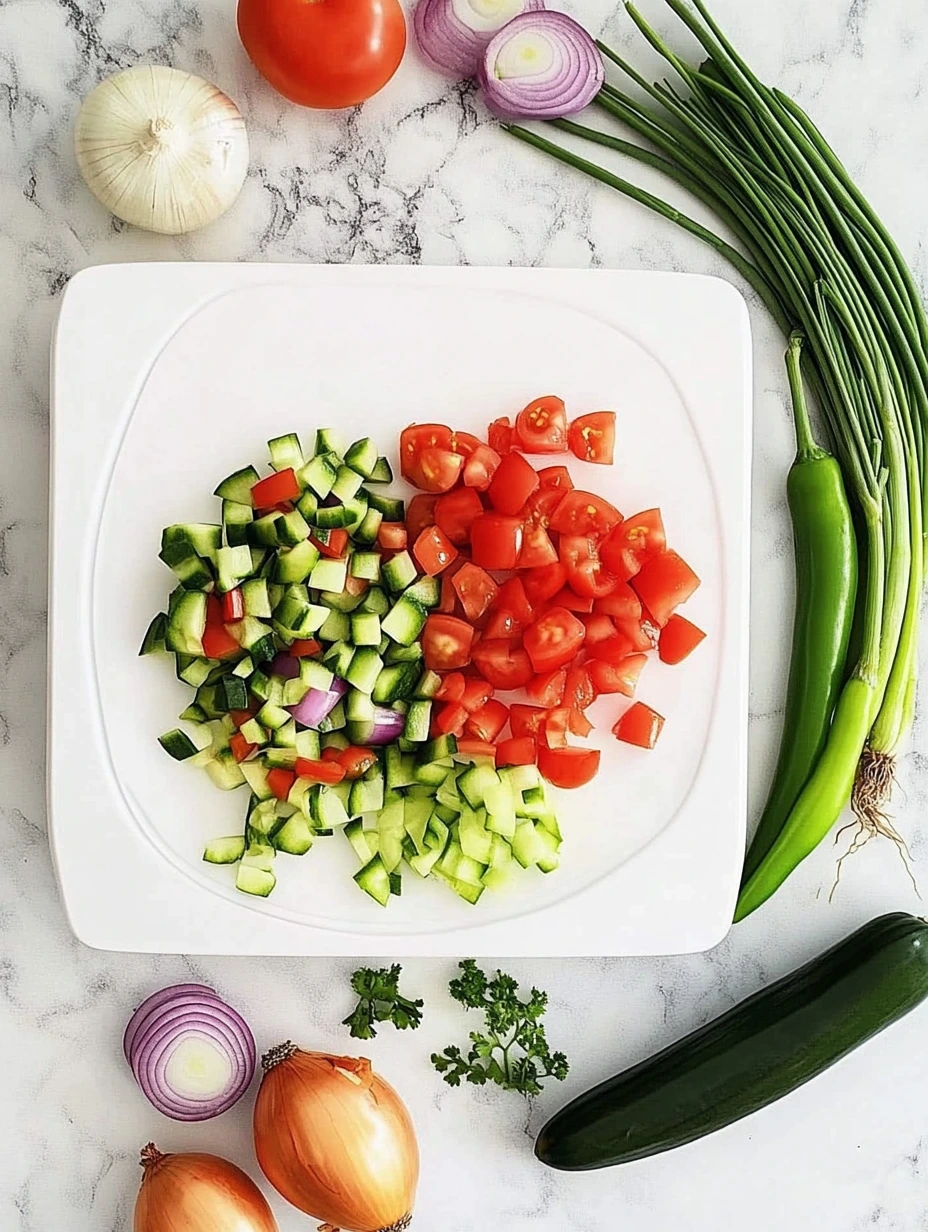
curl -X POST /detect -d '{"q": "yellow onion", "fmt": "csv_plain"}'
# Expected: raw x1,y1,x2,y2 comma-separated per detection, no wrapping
134,1143,278,1232
253,1042,419,1232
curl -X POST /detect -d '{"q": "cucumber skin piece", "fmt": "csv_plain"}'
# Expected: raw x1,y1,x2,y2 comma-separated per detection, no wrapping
536,914,928,1171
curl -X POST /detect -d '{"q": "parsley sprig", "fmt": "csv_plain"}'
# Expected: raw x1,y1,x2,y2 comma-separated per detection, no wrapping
431,959,569,1097
343,965,424,1040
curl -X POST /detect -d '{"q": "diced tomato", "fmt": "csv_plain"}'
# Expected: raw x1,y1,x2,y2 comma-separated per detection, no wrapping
593,583,643,622
560,535,618,599
273,501,294,514
615,615,659,652
320,746,343,763
439,573,457,614
378,522,407,551
310,528,348,560
523,607,586,673
206,593,224,625
569,707,593,737
514,395,569,454
267,767,296,800
229,732,256,762
289,638,322,658
471,640,534,690
526,667,567,707
470,513,523,571
632,550,701,626
452,562,498,621
465,698,509,742
496,735,537,767
295,757,346,784
435,671,466,702
589,653,648,696
435,487,484,546
414,524,459,576
613,701,665,749
203,624,242,659
423,614,474,671
488,416,513,454
345,573,369,597
517,520,558,569
568,411,616,465
483,608,521,640
451,430,482,457
659,614,707,664
522,483,567,528
537,465,574,492
581,614,619,653
588,631,637,664
419,447,465,493
543,707,571,748
437,701,469,737
457,738,498,760
488,452,540,516
551,586,594,614
460,676,494,714
405,494,438,541
251,468,300,509
601,509,666,579
564,663,595,711
222,588,245,623
493,577,534,627
538,745,601,788
338,746,378,779
400,424,454,489
230,708,255,727
549,490,622,537
523,562,567,605
463,444,501,491
508,704,547,738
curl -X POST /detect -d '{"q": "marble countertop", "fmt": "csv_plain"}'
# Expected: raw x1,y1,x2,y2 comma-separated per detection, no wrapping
3,0,928,1227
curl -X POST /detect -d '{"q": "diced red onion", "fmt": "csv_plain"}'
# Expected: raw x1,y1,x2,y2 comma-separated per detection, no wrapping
125,984,256,1122
478,11,604,119
414,0,545,76
270,652,301,681
287,677,349,728
369,706,407,745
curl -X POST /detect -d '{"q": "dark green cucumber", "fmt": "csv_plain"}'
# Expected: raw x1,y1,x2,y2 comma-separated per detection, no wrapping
536,913,928,1171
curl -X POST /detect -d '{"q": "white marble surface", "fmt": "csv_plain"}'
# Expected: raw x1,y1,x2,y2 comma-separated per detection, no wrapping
2,0,928,1227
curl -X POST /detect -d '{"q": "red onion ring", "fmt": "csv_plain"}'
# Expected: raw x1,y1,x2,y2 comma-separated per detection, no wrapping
478,11,604,119
369,706,408,745
414,0,545,77
125,984,256,1122
287,677,348,728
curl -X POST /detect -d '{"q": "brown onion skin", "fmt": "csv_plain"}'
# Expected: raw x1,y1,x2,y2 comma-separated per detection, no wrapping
134,1145,278,1232
254,1046,419,1232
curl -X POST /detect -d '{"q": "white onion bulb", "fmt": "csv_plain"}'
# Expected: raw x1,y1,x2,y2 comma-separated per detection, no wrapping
75,65,249,235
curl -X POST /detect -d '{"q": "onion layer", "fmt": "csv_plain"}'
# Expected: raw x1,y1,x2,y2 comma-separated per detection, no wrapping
414,0,544,76
254,1042,419,1232
288,677,348,728
134,1143,278,1232
478,11,604,119
124,984,256,1122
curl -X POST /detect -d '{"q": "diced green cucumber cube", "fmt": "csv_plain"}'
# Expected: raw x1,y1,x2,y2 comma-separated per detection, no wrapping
139,612,168,656
158,728,201,760
354,853,391,906
319,608,350,643
215,545,253,593
352,507,383,546
268,432,304,472
295,729,322,759
382,551,417,593
344,437,379,478
276,509,311,546
166,591,207,656
203,835,246,864
350,552,381,582
405,576,441,609
367,456,393,484
404,700,432,743
359,586,390,616
458,763,501,808
382,595,427,647
274,539,320,583
273,812,314,855
331,465,364,502
205,749,246,790
215,465,259,504
351,612,381,646
222,500,254,547
345,647,383,694
366,490,405,520
300,453,337,499
235,864,276,897
309,557,348,593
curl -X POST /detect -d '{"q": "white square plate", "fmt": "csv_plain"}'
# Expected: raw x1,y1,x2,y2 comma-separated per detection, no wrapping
49,262,750,955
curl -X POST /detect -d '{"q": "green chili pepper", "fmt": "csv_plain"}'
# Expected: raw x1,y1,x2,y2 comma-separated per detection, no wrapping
738,336,858,907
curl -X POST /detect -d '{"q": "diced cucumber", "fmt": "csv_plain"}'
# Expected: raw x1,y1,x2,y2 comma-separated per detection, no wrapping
158,728,201,760
353,507,383,546
323,640,355,680
331,465,364,503
377,797,405,873
344,437,379,479
343,493,369,534
319,608,350,643
405,576,441,609
436,841,485,888
309,784,350,829
215,465,259,504
418,734,457,764
296,489,319,521
314,427,345,456
236,864,276,897
413,669,441,699
310,503,353,530
273,812,314,855
410,760,445,788
499,763,541,793
484,781,517,838
385,744,416,789
345,819,379,863
274,539,320,583
403,700,431,743
273,595,328,638
139,612,168,656
166,591,207,656
220,675,248,711
511,819,548,868
518,785,549,820
309,557,348,593
346,648,383,694
382,594,427,647
366,490,405,520
276,509,311,546
205,749,247,790
538,812,562,841
403,797,432,855
350,552,381,582
349,773,384,816
346,718,375,744
534,823,561,873
459,806,493,864
177,655,214,688
250,512,284,547
268,432,304,472
354,853,391,906
319,588,365,614
232,654,254,679
317,699,346,731
258,701,291,730
239,718,266,746
300,453,337,499
298,659,333,693
283,674,310,705
359,586,390,616
264,747,298,768
458,763,501,808
222,500,254,547
179,703,208,724
161,522,222,560
215,545,253,593
295,729,321,759
367,456,393,484
321,731,350,751
346,688,375,722
351,612,381,647
382,551,417,593
203,835,246,864
384,642,423,665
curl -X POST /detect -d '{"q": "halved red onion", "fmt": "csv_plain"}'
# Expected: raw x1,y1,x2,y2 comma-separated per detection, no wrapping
369,706,407,745
478,11,604,119
287,677,349,728
125,984,256,1122
414,0,545,76
269,652,300,681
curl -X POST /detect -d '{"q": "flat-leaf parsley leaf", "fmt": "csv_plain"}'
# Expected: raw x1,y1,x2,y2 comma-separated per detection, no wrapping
343,964,424,1040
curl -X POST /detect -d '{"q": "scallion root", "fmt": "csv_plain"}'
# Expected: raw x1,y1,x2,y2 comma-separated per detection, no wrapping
831,748,918,896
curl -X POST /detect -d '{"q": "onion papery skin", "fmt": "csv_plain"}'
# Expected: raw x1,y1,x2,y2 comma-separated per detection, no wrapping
254,1044,419,1232
134,1144,278,1232
478,11,604,119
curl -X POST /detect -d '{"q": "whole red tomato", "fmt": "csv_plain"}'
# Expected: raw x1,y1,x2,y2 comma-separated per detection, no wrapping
237,0,406,109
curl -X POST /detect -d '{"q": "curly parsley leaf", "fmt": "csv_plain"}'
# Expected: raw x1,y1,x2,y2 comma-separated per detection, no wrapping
343,964,424,1040
432,959,569,1097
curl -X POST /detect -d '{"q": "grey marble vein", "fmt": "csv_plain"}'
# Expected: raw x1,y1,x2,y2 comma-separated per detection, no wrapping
2,0,928,1227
